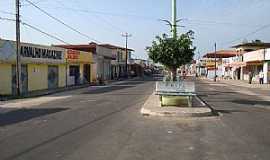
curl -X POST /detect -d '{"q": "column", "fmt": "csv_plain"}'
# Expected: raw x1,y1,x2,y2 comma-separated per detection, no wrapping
263,62,269,84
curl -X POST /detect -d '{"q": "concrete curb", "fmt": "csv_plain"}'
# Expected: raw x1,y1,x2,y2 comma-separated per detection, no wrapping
140,93,213,117
141,107,213,117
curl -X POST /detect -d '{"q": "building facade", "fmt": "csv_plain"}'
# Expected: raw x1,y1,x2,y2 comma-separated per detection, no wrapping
0,39,66,96
66,49,94,86
55,43,114,83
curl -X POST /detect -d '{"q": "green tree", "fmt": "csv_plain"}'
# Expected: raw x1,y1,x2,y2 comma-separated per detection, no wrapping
147,31,196,80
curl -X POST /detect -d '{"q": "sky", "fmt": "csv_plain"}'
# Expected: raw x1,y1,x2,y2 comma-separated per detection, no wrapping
0,0,270,60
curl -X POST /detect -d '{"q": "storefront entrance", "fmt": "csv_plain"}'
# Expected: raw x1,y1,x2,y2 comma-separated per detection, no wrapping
69,65,80,85
83,64,91,84
12,65,28,95
48,66,59,89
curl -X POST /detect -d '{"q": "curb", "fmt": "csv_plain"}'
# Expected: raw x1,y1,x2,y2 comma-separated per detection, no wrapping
140,107,213,117
140,93,214,118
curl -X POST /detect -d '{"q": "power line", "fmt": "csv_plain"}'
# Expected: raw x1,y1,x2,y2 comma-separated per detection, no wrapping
21,0,49,7
0,16,69,44
0,10,16,16
24,0,101,43
22,22,70,44
222,23,270,46
0,16,16,22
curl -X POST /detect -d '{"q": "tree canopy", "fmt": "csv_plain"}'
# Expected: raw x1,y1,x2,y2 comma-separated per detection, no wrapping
147,31,196,71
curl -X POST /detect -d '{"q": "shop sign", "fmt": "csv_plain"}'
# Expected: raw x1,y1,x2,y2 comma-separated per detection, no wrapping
67,50,80,59
21,46,63,60
243,49,264,62
264,49,270,60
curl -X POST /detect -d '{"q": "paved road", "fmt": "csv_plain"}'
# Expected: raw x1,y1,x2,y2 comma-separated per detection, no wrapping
1,77,270,160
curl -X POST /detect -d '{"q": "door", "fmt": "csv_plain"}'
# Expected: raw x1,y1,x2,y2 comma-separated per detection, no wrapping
12,65,28,95
69,65,80,85
48,66,59,89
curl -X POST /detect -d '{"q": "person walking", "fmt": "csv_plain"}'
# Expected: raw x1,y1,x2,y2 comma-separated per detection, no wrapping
248,71,252,84
259,70,264,84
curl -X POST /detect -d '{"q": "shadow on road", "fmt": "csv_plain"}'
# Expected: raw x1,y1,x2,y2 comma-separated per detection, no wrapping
231,100,270,106
82,85,133,94
0,108,68,127
215,109,247,114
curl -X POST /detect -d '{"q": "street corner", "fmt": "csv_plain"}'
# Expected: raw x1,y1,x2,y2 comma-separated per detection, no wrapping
140,92,214,118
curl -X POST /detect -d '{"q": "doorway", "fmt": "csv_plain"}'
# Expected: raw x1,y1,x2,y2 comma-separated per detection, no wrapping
12,64,28,95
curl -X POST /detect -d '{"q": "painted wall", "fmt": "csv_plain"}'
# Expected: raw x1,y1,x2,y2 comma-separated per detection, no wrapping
243,49,265,62
59,64,67,87
27,64,48,91
0,63,12,95
91,63,97,83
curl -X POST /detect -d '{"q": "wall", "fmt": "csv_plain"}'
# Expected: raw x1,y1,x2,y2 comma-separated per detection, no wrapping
59,64,66,87
0,63,12,95
243,49,265,62
91,63,97,82
27,64,48,91
264,49,270,60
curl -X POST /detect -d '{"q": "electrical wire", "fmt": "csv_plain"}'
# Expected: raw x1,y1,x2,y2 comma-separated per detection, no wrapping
0,16,70,44
21,22,70,44
222,23,270,46
24,0,101,43
0,10,16,16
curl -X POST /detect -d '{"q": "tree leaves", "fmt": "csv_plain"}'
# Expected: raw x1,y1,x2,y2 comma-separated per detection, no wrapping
147,30,196,70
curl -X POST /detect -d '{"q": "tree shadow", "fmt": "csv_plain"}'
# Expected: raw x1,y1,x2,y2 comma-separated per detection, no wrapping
0,108,68,127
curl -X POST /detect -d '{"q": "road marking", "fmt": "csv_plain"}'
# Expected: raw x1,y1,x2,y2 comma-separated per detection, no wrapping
79,99,97,103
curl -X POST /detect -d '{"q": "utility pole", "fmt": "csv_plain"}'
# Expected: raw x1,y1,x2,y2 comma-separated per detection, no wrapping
172,0,177,38
214,43,217,82
15,0,22,95
122,32,132,78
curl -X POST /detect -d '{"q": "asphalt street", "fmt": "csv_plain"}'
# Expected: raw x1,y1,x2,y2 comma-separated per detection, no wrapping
1,77,270,160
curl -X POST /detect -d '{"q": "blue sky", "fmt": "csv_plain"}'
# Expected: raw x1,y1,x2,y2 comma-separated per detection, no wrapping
0,0,270,59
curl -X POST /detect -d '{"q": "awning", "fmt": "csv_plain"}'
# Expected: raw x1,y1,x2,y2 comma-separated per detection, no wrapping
246,60,264,66
229,62,247,68
203,50,238,58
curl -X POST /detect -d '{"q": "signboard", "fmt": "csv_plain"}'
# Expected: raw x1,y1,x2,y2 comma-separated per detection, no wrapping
0,39,65,64
67,49,80,59
21,46,63,60
66,49,93,63
243,49,265,62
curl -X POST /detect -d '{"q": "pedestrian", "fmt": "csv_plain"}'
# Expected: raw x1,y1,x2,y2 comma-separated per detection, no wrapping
248,71,252,84
259,70,264,84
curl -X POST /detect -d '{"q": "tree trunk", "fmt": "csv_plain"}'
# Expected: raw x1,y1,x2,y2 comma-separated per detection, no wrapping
170,67,177,81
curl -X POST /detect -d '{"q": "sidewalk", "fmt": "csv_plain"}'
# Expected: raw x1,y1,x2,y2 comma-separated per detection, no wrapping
219,79,270,89
200,77,270,90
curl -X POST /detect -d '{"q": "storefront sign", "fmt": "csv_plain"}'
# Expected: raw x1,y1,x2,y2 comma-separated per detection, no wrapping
244,49,265,62
66,49,93,63
0,39,65,64
21,46,63,60
67,49,80,59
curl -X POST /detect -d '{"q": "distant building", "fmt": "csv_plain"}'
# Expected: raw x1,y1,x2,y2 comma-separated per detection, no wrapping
98,44,134,79
55,43,114,82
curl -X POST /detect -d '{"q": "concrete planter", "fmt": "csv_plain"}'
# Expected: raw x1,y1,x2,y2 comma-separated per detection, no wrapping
161,96,191,107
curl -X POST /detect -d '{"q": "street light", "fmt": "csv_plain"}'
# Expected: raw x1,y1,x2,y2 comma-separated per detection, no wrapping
158,19,185,35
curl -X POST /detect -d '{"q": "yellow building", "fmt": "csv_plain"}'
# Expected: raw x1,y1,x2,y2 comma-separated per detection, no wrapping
65,49,94,86
0,39,66,96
